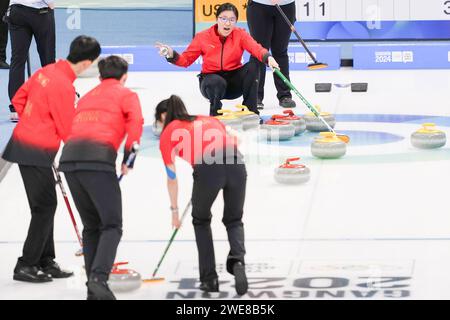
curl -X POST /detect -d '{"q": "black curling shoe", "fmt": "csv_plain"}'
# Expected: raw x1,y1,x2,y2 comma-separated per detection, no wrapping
279,97,296,108
87,276,116,300
87,288,99,300
233,262,248,295
41,261,74,279
87,292,97,300
199,278,219,292
13,265,53,283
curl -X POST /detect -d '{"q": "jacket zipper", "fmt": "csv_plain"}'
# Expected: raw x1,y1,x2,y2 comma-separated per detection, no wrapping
220,37,226,72
220,37,228,72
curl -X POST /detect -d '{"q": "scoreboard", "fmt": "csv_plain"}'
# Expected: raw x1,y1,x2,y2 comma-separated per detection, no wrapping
296,0,450,22
194,0,450,40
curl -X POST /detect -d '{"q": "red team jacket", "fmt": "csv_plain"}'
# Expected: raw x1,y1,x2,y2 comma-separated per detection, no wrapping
59,78,144,169
160,116,238,167
169,24,270,73
2,60,77,167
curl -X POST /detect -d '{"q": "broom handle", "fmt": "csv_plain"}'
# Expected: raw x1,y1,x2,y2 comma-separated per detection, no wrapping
151,200,192,278
275,4,319,64
52,165,83,248
273,68,336,134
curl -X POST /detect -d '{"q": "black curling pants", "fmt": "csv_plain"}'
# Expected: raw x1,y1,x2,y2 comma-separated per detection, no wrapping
247,0,295,102
17,165,57,268
64,170,122,282
0,0,9,62
191,159,247,282
8,4,55,110
199,60,259,116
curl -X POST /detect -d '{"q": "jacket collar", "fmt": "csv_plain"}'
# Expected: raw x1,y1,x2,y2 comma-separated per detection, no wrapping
211,24,234,42
100,78,122,86
55,60,77,83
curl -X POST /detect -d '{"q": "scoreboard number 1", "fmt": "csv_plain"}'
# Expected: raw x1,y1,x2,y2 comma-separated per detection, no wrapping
303,1,326,17
303,0,326,17
319,2,326,16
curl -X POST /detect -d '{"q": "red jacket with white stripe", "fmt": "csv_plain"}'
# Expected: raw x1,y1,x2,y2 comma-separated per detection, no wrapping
59,79,144,169
2,60,77,167
169,24,270,73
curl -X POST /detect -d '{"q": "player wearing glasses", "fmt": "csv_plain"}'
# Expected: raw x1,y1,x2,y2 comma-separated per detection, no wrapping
156,2,279,116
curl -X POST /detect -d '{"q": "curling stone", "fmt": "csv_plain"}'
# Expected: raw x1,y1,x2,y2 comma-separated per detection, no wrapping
152,121,163,137
260,119,295,141
216,109,244,131
233,105,260,130
272,110,306,135
79,59,99,78
274,157,310,185
311,132,347,159
304,106,336,132
411,123,446,149
108,262,142,293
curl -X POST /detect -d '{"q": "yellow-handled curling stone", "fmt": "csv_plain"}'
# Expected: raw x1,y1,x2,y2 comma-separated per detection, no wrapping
233,105,260,130
411,123,446,149
311,132,347,159
304,105,336,132
216,109,244,131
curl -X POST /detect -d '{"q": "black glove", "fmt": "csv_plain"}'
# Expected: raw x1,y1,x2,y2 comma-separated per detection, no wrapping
122,143,140,169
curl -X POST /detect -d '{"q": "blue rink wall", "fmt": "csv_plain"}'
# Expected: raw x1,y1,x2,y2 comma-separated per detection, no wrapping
100,45,341,72
20,8,450,71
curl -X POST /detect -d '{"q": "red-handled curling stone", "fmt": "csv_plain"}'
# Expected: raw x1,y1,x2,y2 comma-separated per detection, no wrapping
274,157,311,184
